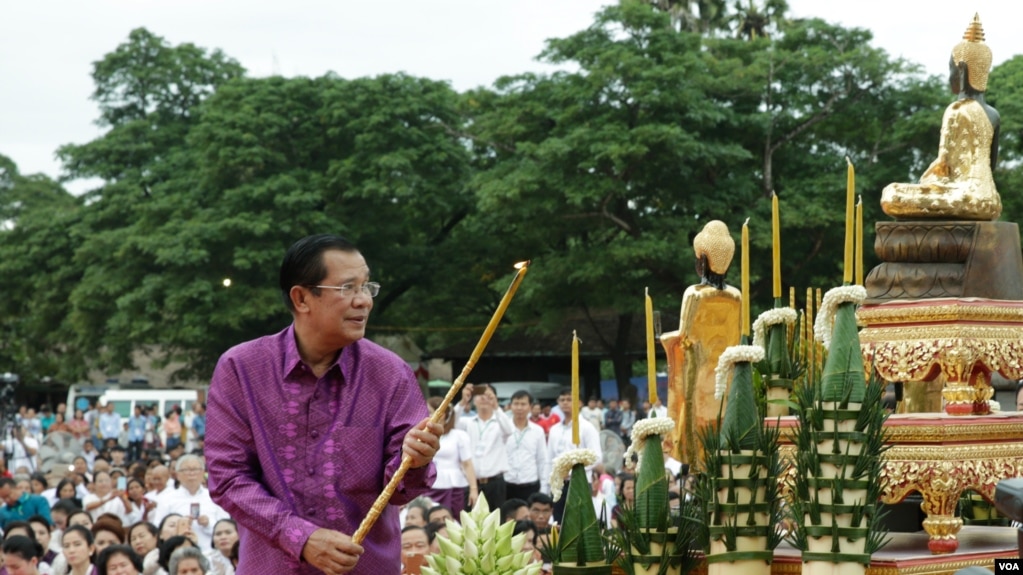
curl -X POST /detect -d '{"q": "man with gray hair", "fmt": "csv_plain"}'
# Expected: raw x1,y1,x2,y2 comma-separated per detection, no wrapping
150,454,226,550
168,546,210,574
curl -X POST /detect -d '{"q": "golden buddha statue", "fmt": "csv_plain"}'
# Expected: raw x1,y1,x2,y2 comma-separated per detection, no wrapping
661,220,741,466
881,14,1001,221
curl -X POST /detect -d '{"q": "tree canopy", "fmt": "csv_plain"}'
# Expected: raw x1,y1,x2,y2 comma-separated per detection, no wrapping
3,6,1020,392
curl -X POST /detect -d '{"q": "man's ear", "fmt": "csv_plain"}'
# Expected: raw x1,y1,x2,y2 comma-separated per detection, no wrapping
289,285,312,313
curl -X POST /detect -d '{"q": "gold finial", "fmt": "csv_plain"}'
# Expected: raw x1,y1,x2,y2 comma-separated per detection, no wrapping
962,13,985,42
693,220,735,275
952,13,992,92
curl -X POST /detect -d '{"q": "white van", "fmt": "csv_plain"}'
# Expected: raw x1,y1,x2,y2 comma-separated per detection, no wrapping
77,388,202,447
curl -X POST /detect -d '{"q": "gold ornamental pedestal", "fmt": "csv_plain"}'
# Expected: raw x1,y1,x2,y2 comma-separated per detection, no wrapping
858,298,1023,416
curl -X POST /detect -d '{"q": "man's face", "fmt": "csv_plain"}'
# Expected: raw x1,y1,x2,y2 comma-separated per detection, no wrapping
303,249,374,349
150,466,169,492
587,399,597,409
428,508,452,525
401,528,430,556
609,400,618,410
529,503,552,526
557,395,573,414
621,400,630,411
473,387,497,412
531,404,541,418
111,450,126,465
0,483,20,506
510,397,531,419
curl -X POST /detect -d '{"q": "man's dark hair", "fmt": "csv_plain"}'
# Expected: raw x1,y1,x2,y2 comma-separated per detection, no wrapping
424,521,447,544
501,498,528,522
279,234,359,311
557,389,572,400
527,493,553,508
401,524,431,543
426,504,452,522
510,390,533,404
0,477,16,489
97,544,144,575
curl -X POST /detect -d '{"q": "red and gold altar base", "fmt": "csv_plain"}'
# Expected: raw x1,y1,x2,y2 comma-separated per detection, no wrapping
857,298,1023,416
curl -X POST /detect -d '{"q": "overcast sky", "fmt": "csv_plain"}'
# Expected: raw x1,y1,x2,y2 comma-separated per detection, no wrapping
1,0,1019,188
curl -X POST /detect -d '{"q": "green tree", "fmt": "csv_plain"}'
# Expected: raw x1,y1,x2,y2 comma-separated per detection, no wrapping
463,4,943,389
989,55,1023,223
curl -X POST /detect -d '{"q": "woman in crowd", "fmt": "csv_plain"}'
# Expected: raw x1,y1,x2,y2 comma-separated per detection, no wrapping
611,473,635,528
91,522,125,556
157,538,194,575
47,413,72,436
167,548,207,575
83,472,132,525
123,480,151,525
96,545,143,575
125,524,157,569
68,411,90,441
422,397,476,518
203,521,236,575
29,474,48,497
2,535,45,575
28,515,58,567
61,525,97,575
67,511,94,531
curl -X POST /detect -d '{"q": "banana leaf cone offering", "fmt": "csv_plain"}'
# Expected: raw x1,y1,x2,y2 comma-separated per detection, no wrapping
614,417,700,575
701,343,780,575
547,449,614,575
792,286,889,575
753,305,799,418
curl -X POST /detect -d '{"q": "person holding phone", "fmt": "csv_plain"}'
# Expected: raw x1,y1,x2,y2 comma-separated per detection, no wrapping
150,455,226,551
83,471,133,526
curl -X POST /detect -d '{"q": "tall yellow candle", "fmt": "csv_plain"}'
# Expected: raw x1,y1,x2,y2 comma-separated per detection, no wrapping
571,330,580,445
741,218,750,337
856,195,864,285
772,192,781,298
844,157,855,284
645,287,658,405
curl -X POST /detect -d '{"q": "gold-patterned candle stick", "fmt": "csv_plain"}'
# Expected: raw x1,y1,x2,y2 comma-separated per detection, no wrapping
773,192,782,299
352,261,530,544
742,218,751,337
856,196,864,286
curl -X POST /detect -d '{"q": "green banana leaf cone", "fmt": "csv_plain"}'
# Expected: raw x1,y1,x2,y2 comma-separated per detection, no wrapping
555,463,611,575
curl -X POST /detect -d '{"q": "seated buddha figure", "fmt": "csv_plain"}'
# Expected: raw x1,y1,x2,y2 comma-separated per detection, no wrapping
881,14,1001,221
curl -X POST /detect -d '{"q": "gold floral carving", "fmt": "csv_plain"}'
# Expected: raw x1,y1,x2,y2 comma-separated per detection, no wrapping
858,303,1023,325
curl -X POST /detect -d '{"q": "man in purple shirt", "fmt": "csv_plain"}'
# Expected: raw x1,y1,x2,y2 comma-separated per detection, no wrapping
206,234,442,574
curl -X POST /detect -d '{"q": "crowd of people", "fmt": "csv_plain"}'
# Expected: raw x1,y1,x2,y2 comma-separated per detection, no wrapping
396,383,690,574
0,400,237,575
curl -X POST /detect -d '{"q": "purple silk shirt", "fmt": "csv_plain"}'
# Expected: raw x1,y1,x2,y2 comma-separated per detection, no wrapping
206,325,435,574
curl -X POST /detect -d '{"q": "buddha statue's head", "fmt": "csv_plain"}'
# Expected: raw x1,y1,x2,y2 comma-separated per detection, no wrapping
693,220,734,289
951,13,992,93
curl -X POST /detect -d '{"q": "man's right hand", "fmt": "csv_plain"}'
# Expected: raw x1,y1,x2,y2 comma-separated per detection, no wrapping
302,528,364,574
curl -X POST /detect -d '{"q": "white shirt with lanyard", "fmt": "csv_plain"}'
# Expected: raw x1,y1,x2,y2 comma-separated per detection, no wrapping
456,408,514,479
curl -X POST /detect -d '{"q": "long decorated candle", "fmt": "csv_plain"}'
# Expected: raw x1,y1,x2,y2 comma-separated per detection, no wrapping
645,287,658,405
772,192,781,298
741,218,750,336
844,158,855,284
856,196,864,285
572,330,580,445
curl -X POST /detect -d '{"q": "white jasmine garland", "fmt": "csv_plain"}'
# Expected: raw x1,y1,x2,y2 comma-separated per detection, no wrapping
714,345,765,400
752,307,798,348
812,285,867,349
549,448,599,502
622,417,676,467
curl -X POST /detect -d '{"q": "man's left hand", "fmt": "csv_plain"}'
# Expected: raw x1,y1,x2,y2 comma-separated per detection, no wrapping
403,418,442,469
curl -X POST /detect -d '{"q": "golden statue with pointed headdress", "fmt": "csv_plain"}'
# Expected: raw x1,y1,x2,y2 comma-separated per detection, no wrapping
661,220,741,466
881,14,1001,221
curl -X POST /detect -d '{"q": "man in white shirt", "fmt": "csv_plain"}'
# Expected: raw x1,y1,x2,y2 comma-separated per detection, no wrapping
545,390,602,523
98,402,123,446
150,455,226,549
457,383,514,510
504,391,549,502
580,398,604,431
2,425,38,474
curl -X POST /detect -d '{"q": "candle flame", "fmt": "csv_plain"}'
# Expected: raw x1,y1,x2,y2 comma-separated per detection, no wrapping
846,156,852,167
514,260,529,270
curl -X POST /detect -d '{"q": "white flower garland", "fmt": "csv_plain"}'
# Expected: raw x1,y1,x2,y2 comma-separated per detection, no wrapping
622,417,676,468
752,307,798,348
714,345,765,400
812,285,867,349
549,448,599,502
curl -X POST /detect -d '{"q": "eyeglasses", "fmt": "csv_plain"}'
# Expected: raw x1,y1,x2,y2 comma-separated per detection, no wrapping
401,541,429,550
178,467,204,474
311,282,381,298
